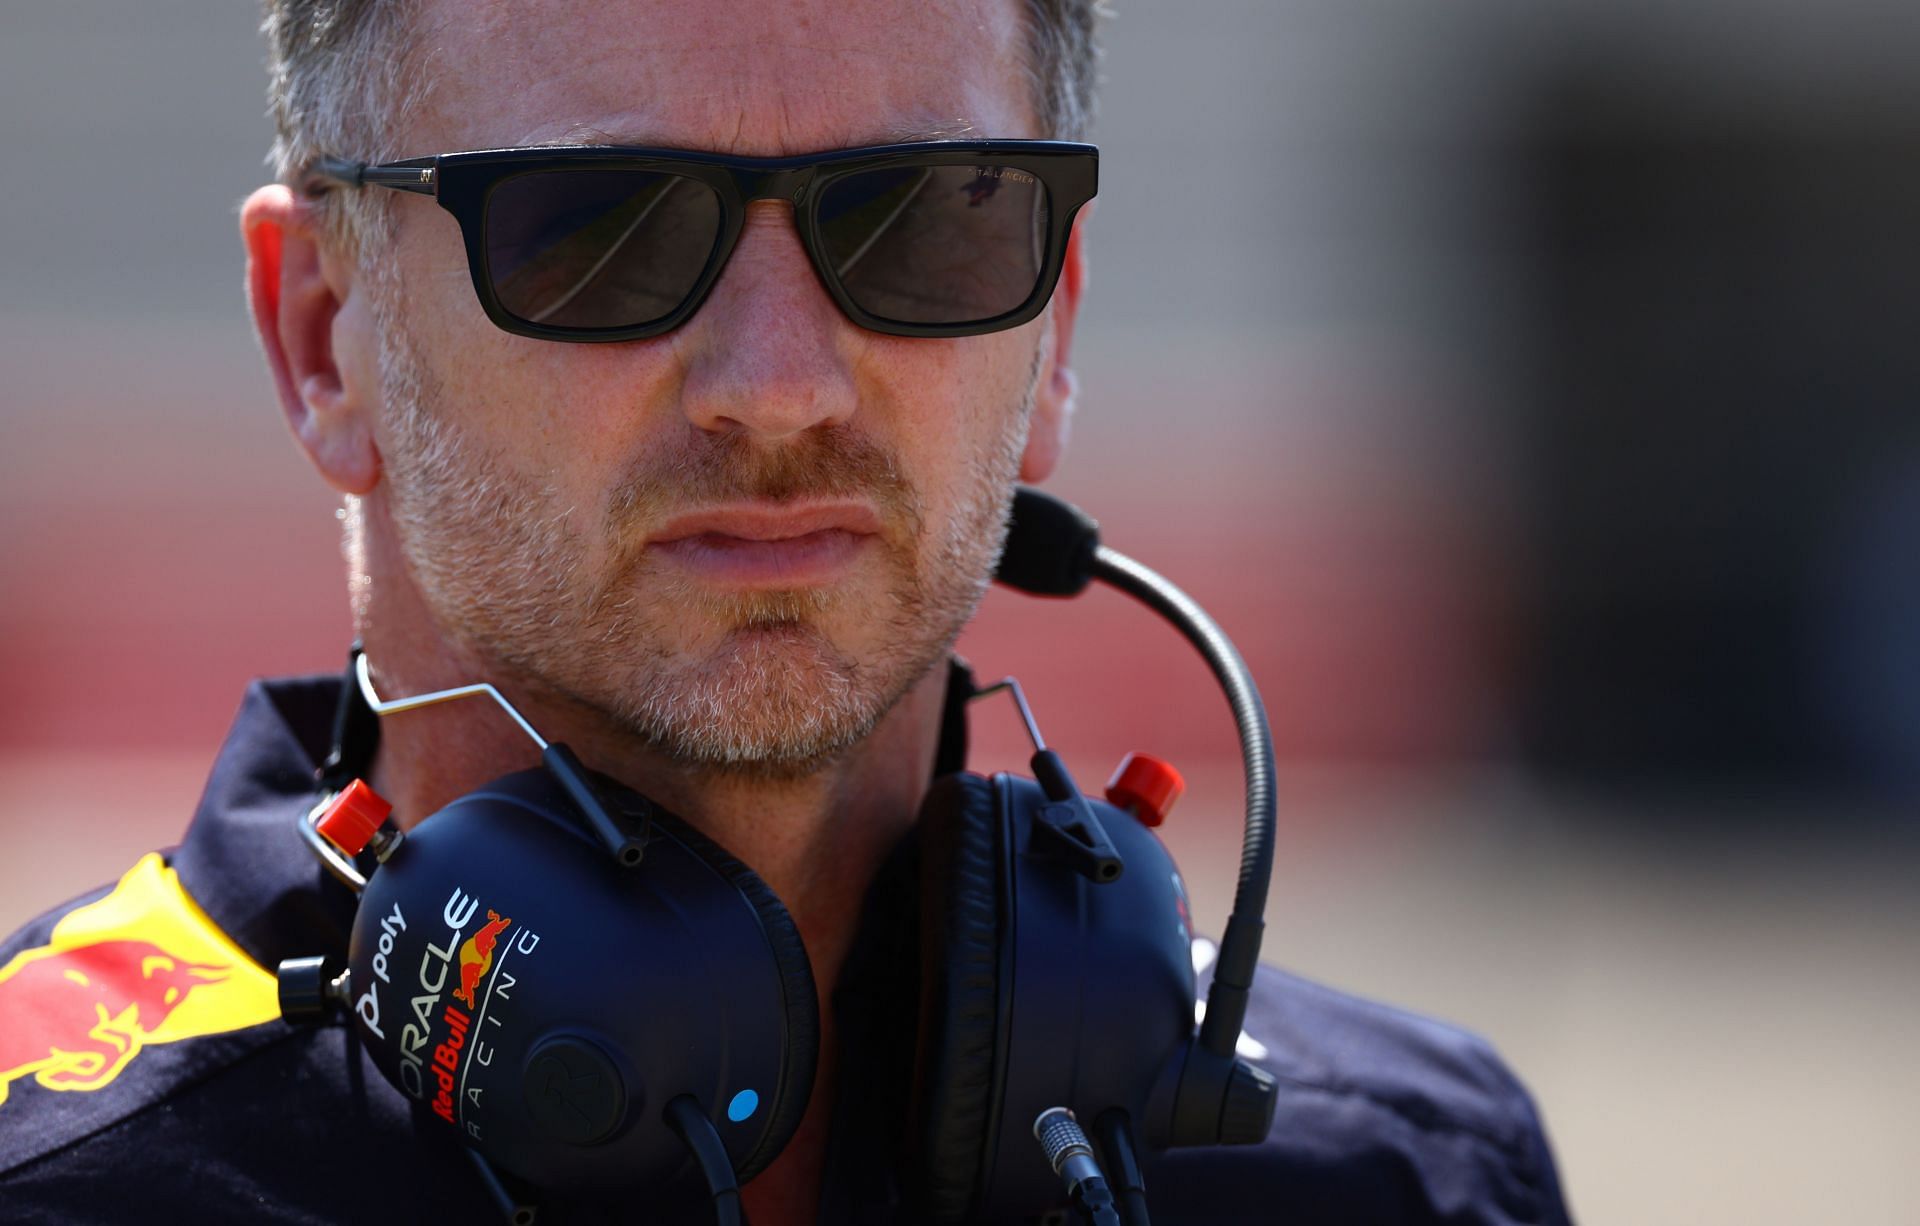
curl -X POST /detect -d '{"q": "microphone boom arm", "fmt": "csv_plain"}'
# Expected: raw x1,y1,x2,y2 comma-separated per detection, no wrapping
1087,545,1274,1060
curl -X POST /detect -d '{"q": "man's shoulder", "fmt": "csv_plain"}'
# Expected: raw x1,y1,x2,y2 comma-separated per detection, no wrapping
0,853,502,1221
0,854,290,1178
1237,960,1550,1164
1150,950,1571,1225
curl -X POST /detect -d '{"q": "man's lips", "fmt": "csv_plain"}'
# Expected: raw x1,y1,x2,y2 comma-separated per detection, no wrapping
648,502,882,587
650,502,884,544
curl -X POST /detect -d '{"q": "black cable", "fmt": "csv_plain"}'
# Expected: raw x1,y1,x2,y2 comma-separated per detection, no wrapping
465,1150,539,1226
1090,545,1274,1057
1095,1110,1151,1226
664,1096,744,1226
318,641,381,793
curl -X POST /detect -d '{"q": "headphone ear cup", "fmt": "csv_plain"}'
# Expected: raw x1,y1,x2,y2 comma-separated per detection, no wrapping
645,809,820,1183
911,772,1006,1224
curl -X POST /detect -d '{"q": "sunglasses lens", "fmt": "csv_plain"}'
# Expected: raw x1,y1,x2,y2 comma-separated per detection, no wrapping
816,164,1049,325
485,169,723,330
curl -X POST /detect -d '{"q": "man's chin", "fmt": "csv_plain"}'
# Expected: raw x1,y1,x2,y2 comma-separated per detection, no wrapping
678,587,836,627
613,620,890,780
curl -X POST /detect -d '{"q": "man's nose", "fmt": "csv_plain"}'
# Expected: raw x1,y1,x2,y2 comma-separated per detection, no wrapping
673,203,860,441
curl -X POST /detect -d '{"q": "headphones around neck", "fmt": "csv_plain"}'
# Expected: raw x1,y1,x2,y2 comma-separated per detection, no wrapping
277,488,1277,1226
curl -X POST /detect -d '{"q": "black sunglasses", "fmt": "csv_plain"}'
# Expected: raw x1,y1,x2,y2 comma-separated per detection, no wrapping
310,140,1097,342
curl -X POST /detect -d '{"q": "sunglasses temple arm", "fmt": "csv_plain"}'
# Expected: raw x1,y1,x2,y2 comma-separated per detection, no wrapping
309,157,437,196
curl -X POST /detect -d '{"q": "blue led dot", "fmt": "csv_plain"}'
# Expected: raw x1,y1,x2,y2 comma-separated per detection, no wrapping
726,1089,759,1123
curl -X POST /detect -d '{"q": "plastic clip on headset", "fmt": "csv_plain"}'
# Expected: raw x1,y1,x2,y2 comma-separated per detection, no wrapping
277,486,1279,1226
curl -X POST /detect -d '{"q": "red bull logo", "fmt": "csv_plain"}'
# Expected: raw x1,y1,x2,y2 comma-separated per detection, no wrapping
0,940,228,1105
0,855,279,1109
451,910,512,1008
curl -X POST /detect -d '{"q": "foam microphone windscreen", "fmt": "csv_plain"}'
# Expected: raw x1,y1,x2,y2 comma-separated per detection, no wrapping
996,487,1102,596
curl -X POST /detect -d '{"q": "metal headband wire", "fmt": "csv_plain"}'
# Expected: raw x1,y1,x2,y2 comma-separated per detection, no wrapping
353,652,550,751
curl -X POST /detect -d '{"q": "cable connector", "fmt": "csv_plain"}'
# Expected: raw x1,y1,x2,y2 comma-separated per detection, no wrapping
1034,1108,1122,1226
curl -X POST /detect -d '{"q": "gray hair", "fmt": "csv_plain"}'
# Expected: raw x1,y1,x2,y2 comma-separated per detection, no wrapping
262,0,416,250
261,0,1105,253
1018,0,1108,144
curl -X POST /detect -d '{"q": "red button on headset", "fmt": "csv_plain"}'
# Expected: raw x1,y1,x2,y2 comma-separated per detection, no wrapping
1104,752,1184,827
315,778,393,856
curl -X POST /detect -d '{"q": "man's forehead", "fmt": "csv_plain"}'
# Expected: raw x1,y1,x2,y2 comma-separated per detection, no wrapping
406,0,1036,156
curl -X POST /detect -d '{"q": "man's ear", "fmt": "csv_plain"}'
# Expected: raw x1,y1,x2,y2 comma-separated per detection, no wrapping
242,185,381,495
1020,208,1090,484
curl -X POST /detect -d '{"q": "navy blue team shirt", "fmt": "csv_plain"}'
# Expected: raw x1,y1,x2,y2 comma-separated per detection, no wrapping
0,674,1572,1223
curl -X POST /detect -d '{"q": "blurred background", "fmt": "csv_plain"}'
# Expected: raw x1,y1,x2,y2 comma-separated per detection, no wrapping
4,1,1918,1220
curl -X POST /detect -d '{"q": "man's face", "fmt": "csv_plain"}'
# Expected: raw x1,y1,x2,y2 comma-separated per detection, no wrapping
361,0,1072,774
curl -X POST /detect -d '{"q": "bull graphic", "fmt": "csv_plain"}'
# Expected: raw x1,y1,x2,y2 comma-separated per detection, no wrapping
0,939,229,1106
452,911,512,1008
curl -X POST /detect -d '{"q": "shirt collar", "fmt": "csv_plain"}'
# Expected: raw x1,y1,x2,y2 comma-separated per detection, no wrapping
168,675,363,972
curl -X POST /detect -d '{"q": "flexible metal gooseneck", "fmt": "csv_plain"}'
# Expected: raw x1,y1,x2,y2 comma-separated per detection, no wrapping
1088,546,1274,1059
995,487,1278,1064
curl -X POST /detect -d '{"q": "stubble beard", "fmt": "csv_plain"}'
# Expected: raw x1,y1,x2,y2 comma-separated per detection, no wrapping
364,295,1036,779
